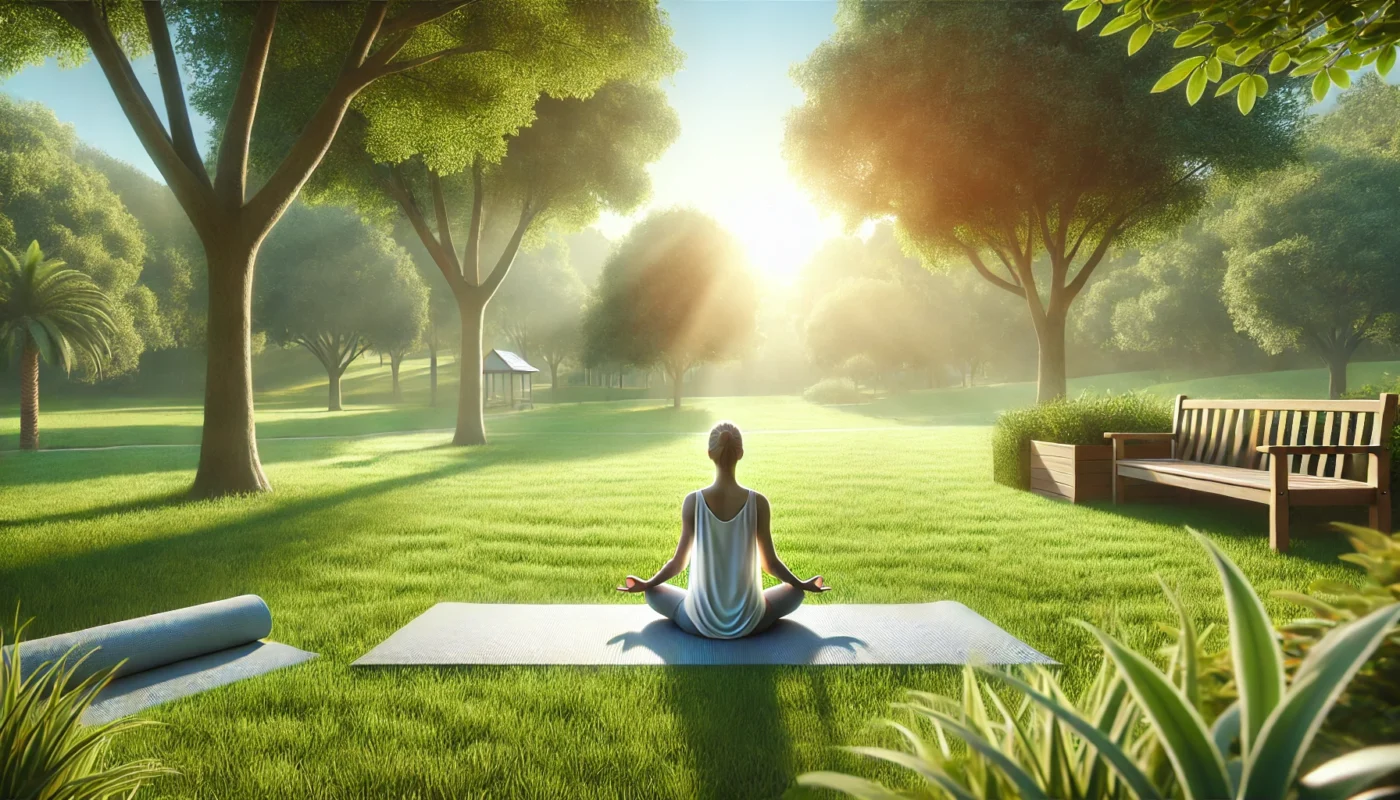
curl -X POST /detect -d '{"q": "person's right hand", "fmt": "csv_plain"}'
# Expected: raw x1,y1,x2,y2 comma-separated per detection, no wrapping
798,575,831,593
616,575,649,593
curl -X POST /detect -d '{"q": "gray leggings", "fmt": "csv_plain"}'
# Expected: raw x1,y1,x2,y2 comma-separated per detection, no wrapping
645,583,805,637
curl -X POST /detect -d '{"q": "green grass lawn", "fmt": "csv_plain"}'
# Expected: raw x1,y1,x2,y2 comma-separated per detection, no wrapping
0,386,1369,798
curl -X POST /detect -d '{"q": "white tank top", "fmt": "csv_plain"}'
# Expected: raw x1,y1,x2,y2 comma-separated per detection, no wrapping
684,489,766,639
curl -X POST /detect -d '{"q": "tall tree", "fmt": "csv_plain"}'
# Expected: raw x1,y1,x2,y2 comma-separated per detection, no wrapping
0,242,117,450
312,80,679,443
583,209,757,409
1218,153,1400,398
255,206,426,411
785,1,1301,402
2,1,671,496
0,96,149,376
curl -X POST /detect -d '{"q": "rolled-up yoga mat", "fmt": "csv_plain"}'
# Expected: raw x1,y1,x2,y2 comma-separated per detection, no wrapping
4,595,315,724
11,595,273,682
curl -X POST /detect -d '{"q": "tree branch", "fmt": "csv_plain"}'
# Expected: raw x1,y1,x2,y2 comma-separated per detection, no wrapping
48,1,216,234
428,169,459,272
1063,218,1126,302
214,0,277,211
462,159,485,286
478,201,541,299
369,44,507,79
244,1,388,234
387,164,464,291
958,241,1024,297
142,0,210,189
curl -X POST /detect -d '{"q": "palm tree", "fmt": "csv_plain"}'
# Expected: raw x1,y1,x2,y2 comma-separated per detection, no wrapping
0,241,116,450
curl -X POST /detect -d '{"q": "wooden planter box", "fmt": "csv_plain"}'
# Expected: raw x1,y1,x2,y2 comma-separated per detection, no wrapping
1029,440,1176,504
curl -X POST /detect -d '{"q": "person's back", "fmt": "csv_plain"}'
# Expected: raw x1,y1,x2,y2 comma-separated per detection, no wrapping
617,421,830,638
686,485,764,638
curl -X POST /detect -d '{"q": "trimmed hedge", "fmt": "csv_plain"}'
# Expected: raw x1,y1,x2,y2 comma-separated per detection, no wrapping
992,392,1173,488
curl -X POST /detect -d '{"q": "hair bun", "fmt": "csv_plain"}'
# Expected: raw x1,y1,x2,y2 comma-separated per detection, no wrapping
707,421,742,460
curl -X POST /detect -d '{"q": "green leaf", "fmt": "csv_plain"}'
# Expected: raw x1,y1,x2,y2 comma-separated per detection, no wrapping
1328,66,1352,89
1079,621,1232,800
1253,74,1268,96
1335,53,1363,70
1186,67,1207,104
1205,56,1222,81
1152,56,1207,92
1238,72,1258,113
796,772,906,800
1175,23,1215,48
981,668,1165,800
1100,10,1141,36
1240,603,1400,799
1195,532,1284,758
843,747,979,800
1211,702,1241,761
1269,51,1292,73
1299,744,1400,800
1215,72,1248,97
905,707,1051,800
1063,0,1095,10
1312,70,1331,102
1078,2,1103,31
1128,23,1154,55
1379,46,1396,76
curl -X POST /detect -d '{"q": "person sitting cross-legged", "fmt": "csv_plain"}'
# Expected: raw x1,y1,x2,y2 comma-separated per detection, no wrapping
616,421,830,638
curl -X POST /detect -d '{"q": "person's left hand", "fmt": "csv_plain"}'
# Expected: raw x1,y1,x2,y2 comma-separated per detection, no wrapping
616,575,649,593
799,575,831,593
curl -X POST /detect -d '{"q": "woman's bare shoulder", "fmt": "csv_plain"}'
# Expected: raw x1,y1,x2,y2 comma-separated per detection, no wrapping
752,491,770,511
682,491,697,512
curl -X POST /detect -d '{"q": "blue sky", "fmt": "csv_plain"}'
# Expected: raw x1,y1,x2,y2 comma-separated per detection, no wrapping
0,1,843,281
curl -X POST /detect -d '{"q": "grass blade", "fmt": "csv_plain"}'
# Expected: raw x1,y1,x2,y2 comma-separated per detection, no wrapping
796,771,906,800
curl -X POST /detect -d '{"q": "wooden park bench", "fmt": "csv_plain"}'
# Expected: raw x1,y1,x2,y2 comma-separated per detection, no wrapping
1104,394,1397,552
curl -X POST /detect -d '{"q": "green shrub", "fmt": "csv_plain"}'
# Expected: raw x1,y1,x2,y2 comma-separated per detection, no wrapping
800,532,1400,800
1342,377,1400,493
1277,524,1400,754
1,619,171,798
803,377,866,405
992,392,1173,488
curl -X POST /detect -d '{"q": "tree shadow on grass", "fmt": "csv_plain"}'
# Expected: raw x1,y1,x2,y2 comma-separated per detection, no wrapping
0,489,187,530
2,431,686,634
662,667,794,799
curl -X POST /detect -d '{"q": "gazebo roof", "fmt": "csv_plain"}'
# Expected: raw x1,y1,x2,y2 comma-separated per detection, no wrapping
483,349,539,374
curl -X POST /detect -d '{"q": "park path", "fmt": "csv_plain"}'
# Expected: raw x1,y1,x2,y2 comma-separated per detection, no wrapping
27,424,949,453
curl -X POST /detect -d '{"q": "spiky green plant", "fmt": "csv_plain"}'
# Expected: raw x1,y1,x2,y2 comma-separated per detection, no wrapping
0,241,117,450
1,619,171,799
1277,524,1400,752
801,532,1400,800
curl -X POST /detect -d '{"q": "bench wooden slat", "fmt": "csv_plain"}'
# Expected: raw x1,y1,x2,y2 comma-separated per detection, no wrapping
1182,399,1384,412
1334,412,1353,479
1320,411,1336,477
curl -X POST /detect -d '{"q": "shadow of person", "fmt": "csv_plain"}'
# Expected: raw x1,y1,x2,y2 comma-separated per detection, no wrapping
606,618,866,665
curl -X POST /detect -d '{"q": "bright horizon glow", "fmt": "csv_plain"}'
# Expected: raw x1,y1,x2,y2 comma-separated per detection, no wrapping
0,2,852,285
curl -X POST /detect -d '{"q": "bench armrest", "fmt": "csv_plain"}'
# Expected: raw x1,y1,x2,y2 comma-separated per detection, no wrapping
1255,445,1385,455
1103,432,1175,442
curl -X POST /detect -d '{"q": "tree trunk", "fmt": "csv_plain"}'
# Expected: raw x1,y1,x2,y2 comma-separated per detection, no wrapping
390,354,403,403
1325,352,1349,399
191,246,270,498
549,362,559,394
328,368,343,412
19,338,39,451
670,364,684,409
1035,310,1069,404
428,340,438,408
454,298,487,445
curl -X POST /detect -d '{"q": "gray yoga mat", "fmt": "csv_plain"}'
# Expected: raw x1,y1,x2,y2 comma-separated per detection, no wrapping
3,595,316,723
353,601,1054,666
